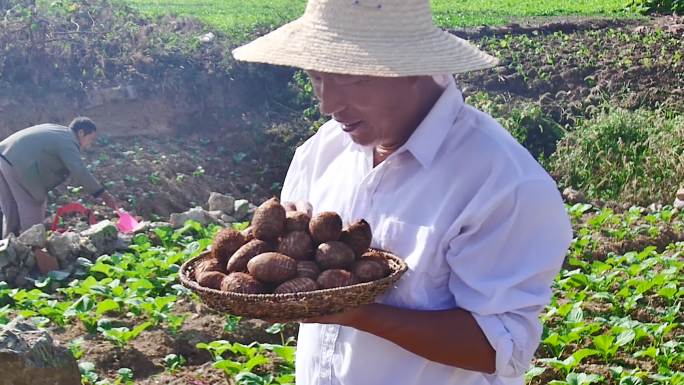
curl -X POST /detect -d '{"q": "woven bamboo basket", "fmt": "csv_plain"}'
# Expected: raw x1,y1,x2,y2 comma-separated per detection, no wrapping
179,249,407,321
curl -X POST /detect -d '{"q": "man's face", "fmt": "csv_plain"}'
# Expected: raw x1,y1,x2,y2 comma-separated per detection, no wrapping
306,70,420,147
78,130,97,150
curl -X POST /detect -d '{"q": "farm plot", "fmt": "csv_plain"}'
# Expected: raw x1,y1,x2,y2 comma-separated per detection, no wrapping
1,205,682,384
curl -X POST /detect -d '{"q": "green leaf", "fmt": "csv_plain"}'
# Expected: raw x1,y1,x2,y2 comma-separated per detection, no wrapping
96,299,120,316
566,304,584,323
615,329,635,346
593,334,614,353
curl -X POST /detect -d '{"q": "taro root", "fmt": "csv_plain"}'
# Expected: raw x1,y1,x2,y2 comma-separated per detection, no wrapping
212,228,247,265
274,277,319,294
282,201,298,212
247,252,298,284
296,260,321,280
285,211,311,232
278,231,314,260
309,211,342,243
295,201,313,217
317,269,354,289
315,241,355,270
340,219,372,257
227,239,272,273
194,258,225,280
352,259,387,282
360,250,391,276
252,197,286,240
197,271,227,290
220,272,266,294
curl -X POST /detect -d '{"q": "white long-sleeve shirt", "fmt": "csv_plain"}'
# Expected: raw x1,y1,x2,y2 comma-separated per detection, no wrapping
280,76,572,385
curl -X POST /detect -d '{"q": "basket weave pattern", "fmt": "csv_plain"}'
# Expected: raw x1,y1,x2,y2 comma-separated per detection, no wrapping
179,249,407,321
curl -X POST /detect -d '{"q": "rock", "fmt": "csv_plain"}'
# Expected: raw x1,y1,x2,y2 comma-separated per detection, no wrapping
208,192,235,214
77,240,98,261
677,188,684,201
0,318,80,385
18,225,47,249
562,187,585,204
199,32,216,43
132,221,151,234
233,199,251,220
0,237,16,269
169,207,219,228
220,214,236,224
23,253,36,270
2,266,19,285
34,250,59,275
674,198,684,210
46,232,81,268
150,221,172,229
207,210,224,220
11,237,32,266
80,220,118,255
12,268,28,287
114,234,133,251
647,203,663,212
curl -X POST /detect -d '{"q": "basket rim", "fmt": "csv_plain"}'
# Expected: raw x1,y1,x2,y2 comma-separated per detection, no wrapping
179,248,407,300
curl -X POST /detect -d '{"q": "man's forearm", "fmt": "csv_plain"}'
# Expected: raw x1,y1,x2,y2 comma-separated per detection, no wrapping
338,304,496,373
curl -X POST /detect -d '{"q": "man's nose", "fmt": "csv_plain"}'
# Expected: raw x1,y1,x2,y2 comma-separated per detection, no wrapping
317,79,345,116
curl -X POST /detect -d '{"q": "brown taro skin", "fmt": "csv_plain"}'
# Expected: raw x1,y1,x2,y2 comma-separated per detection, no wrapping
309,211,343,243
340,219,372,257
315,241,355,270
278,230,314,260
281,201,298,212
252,197,287,241
227,239,272,273
194,258,225,281
197,271,227,290
247,252,298,284
317,269,354,289
285,211,311,232
240,226,255,243
211,228,247,265
359,250,391,276
352,259,386,282
220,272,266,294
274,277,319,294
296,260,321,280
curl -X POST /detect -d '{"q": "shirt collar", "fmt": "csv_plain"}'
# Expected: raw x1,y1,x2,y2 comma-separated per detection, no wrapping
400,76,464,169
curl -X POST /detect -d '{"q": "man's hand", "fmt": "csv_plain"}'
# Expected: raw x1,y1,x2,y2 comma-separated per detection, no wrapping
100,191,120,211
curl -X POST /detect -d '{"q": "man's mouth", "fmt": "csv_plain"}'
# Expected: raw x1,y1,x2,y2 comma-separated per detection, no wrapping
340,121,362,132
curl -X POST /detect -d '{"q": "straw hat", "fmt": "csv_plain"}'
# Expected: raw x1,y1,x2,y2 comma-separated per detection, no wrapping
232,0,498,76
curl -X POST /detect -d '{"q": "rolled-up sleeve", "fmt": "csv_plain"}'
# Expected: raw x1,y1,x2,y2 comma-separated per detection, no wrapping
59,141,103,196
445,178,572,377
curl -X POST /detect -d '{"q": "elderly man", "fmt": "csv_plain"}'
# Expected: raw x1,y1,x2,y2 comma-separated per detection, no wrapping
233,0,572,384
0,117,119,237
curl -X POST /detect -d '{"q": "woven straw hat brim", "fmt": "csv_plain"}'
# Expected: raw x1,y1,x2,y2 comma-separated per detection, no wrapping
233,17,499,76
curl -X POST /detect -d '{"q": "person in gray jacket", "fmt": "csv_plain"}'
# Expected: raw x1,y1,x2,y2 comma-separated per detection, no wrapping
0,117,120,238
